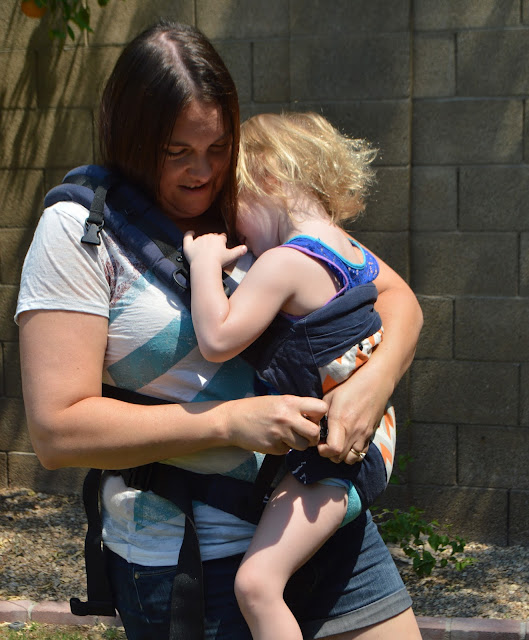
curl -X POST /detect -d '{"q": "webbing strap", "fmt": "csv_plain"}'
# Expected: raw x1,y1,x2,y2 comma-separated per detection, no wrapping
69,469,116,617
80,184,107,246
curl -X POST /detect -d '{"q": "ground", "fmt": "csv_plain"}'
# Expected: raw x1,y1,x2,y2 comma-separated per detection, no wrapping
1,488,528,620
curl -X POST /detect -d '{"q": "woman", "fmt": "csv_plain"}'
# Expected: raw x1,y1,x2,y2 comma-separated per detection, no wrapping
16,21,423,640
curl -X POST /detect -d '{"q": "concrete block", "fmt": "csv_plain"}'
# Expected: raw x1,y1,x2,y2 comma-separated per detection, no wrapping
409,423,457,485
521,233,529,297
390,376,411,437
0,600,32,623
0,228,34,285
353,167,409,232
44,168,70,192
416,295,453,359
214,40,252,104
88,0,194,45
0,2,50,49
0,340,3,394
413,100,523,165
8,452,87,494
308,101,410,166
346,231,409,281
455,297,529,362
290,0,410,35
411,166,457,231
0,109,94,169
0,169,45,228
409,485,509,545
451,617,523,640
3,341,21,398
509,489,529,545
0,452,7,489
240,102,288,122
521,364,529,427
410,360,518,425
460,166,529,231
458,425,529,489
0,50,38,108
253,40,289,104
458,31,529,97
31,601,118,627
197,0,288,39
526,98,529,162
414,0,520,30
413,33,455,98
37,45,122,109
0,398,32,452
373,483,412,514
0,285,19,342
290,34,410,101
411,232,518,296
416,617,447,640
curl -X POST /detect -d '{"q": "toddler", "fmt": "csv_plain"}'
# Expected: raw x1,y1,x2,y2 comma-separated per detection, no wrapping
184,112,397,640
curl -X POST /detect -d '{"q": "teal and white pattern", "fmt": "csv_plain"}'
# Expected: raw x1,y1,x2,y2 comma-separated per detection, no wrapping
16,202,260,565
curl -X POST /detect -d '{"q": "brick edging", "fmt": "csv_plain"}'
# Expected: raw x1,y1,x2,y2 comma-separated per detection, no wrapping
0,602,526,638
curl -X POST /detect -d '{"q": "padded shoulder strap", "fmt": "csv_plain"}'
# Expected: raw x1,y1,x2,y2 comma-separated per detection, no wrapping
44,166,194,299
44,165,237,299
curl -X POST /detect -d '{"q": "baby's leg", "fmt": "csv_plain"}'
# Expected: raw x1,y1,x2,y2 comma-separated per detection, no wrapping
235,473,348,640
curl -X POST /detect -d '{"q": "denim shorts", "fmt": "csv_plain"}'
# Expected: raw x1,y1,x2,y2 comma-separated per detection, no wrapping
106,511,411,640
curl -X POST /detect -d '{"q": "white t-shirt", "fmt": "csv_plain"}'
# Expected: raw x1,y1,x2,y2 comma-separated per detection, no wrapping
16,201,261,565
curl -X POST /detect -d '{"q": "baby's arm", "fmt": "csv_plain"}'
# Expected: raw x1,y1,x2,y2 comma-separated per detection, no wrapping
183,231,298,362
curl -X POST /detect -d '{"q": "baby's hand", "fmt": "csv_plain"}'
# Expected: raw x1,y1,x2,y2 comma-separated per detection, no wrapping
183,231,247,267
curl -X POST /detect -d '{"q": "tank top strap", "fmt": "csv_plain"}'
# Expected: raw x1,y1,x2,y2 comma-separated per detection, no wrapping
281,234,379,290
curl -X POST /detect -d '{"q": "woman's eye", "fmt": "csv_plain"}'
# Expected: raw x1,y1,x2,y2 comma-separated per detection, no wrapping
165,148,187,159
210,143,229,153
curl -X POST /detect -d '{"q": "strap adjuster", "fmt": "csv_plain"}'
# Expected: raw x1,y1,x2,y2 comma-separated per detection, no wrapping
172,253,190,290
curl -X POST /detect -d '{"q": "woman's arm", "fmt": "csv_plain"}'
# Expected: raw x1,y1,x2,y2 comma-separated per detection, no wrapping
19,309,325,470
318,250,423,463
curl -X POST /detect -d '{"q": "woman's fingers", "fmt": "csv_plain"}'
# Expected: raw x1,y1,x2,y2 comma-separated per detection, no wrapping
342,442,370,466
228,395,326,455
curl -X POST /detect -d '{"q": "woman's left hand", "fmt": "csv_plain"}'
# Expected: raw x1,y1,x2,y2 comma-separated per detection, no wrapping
317,232,423,465
317,360,391,464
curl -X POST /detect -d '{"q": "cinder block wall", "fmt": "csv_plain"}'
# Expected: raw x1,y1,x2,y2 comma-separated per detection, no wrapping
1,0,527,545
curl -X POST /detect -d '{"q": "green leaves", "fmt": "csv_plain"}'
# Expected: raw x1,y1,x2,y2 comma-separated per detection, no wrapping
373,506,475,578
22,0,125,42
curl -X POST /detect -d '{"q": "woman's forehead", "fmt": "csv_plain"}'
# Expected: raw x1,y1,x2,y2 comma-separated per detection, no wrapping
169,100,229,145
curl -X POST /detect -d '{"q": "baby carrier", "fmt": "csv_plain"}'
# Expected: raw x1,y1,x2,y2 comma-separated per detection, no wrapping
44,165,389,639
44,165,285,640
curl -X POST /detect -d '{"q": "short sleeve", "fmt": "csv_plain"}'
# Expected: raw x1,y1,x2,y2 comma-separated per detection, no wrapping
15,201,111,324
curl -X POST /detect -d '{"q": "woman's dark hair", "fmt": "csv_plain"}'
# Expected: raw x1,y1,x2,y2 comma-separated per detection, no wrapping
99,20,240,228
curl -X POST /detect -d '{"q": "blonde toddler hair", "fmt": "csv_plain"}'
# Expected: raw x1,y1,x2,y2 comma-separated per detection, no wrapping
236,112,377,229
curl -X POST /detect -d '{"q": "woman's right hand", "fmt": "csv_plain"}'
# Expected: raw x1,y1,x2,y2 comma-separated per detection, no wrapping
224,394,326,455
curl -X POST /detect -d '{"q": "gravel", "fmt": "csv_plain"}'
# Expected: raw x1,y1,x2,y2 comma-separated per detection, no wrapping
1,488,528,620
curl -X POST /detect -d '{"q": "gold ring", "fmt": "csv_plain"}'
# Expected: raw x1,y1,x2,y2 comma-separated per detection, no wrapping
350,448,366,459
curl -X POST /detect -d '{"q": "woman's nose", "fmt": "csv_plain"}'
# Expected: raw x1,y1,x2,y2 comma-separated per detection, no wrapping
188,154,212,182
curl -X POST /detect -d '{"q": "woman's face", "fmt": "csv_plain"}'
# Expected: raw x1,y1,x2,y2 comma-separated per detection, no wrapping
158,100,232,229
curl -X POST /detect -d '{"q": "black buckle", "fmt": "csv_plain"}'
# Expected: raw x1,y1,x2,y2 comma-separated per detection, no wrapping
81,220,104,245
172,253,190,291
121,464,154,491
